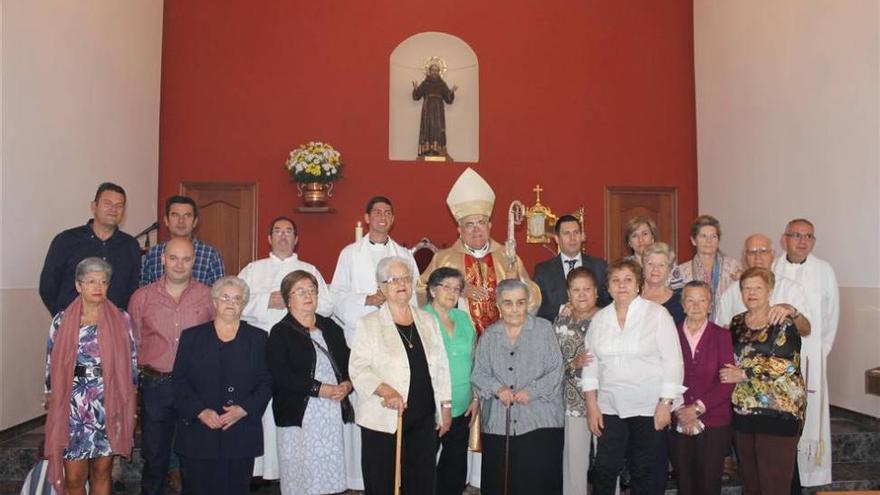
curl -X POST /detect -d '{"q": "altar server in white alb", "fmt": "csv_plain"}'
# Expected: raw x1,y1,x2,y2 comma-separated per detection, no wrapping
238,216,334,481
714,234,811,336
773,219,839,488
329,195,419,490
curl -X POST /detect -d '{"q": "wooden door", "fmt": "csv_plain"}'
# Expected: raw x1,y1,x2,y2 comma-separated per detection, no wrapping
180,182,257,276
604,186,677,262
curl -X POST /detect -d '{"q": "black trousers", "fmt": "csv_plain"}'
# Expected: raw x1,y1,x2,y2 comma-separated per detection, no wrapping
480,427,563,495
650,428,670,494
592,415,663,495
179,456,253,495
669,425,732,495
436,415,470,495
361,413,437,495
139,376,176,495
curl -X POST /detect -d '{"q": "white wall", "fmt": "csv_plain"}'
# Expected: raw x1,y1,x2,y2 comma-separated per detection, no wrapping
0,1,163,429
695,0,880,416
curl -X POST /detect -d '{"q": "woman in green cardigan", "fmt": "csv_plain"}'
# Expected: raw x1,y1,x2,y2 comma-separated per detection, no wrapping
424,267,478,495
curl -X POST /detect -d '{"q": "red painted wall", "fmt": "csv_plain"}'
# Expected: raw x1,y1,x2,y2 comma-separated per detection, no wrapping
159,1,697,277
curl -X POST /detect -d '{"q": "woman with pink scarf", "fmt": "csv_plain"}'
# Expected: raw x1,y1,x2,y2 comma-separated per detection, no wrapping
43,257,137,495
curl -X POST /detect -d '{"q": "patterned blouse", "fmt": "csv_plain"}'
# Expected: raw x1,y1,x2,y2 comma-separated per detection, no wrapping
729,313,805,433
553,313,591,417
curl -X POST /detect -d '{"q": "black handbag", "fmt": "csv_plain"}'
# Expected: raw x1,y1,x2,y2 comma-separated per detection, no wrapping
312,338,355,424
285,321,355,423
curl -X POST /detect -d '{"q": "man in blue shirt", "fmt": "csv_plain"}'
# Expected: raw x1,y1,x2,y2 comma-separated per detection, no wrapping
140,195,224,287
39,182,141,315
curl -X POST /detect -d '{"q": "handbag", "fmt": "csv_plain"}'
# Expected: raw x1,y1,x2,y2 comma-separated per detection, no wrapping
284,321,355,423
311,337,356,424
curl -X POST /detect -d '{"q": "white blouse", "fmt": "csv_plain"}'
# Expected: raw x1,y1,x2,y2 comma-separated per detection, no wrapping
580,296,685,418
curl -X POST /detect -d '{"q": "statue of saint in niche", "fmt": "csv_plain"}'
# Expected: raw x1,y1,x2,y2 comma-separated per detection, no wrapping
412,56,458,160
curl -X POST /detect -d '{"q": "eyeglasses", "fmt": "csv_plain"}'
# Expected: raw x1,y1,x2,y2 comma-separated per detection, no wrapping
382,275,412,286
289,288,318,298
784,232,815,241
216,294,245,305
461,219,489,230
78,279,109,288
271,228,296,237
745,247,772,255
695,233,719,241
437,283,462,294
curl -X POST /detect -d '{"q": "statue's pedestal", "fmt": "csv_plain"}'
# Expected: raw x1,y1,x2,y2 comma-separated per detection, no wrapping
417,154,453,162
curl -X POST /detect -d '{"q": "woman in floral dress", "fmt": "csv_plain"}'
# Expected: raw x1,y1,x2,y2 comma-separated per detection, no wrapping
267,270,352,495
44,257,137,495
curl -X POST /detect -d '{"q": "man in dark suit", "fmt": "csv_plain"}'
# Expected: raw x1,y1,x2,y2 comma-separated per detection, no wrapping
533,215,611,321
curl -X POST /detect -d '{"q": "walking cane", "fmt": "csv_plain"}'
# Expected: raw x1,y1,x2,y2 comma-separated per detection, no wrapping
394,408,403,495
503,404,512,495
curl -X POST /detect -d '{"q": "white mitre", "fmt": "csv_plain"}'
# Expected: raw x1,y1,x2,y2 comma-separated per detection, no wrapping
446,167,495,221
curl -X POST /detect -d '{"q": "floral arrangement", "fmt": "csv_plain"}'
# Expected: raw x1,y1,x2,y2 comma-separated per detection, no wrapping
285,141,343,184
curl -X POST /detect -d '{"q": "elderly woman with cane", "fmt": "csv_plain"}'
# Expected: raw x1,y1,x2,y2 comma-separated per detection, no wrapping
349,256,452,495
472,279,565,495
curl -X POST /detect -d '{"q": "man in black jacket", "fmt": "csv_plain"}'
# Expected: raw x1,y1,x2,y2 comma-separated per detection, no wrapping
533,215,610,321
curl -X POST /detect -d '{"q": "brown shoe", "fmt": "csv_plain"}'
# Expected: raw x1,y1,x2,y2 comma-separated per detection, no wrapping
167,470,182,492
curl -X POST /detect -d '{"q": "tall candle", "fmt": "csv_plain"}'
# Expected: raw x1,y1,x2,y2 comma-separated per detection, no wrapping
355,221,363,242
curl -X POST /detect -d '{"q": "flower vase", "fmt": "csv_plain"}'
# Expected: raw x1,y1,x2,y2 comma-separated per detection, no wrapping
296,182,333,207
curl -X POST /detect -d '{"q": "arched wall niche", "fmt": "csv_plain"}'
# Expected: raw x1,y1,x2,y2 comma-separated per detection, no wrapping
389,32,479,162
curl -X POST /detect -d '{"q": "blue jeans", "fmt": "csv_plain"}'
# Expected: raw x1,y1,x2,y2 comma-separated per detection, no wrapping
140,375,176,495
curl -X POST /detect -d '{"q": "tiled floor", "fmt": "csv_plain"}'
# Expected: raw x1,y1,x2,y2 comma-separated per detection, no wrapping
3,407,879,494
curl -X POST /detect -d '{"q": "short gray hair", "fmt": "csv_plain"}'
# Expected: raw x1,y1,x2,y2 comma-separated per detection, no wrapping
211,276,250,305
75,257,112,282
495,278,529,304
375,256,412,284
643,242,676,266
681,280,712,303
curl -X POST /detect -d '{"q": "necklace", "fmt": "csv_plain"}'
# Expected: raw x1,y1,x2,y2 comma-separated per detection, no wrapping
397,324,414,349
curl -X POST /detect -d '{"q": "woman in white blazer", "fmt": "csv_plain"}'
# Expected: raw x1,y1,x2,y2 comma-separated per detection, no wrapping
349,256,452,495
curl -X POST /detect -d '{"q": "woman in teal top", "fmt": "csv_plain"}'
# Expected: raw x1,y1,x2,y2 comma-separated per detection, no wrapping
424,267,477,495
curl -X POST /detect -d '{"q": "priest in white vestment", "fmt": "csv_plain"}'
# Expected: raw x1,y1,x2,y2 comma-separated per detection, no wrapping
238,216,334,480
330,196,419,490
773,219,839,488
714,234,811,334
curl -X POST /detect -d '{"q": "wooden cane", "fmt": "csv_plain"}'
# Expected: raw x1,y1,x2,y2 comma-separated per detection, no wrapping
394,409,403,495
503,404,512,495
